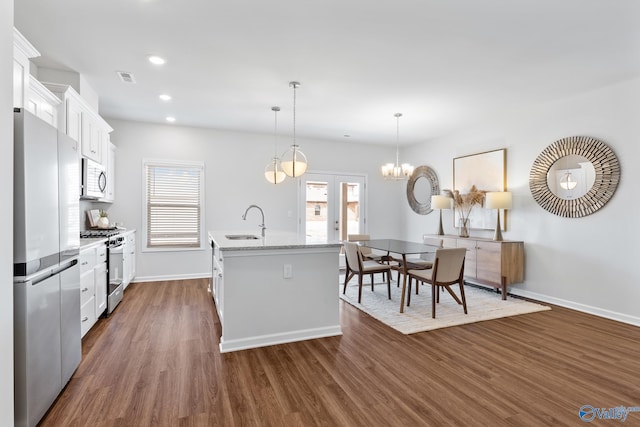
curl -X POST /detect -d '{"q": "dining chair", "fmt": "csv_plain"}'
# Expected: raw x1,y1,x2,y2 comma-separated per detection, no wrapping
392,236,443,289
343,241,392,303
347,234,383,262
406,247,467,318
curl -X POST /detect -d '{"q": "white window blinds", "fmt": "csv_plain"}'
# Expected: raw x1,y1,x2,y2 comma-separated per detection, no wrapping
144,161,204,248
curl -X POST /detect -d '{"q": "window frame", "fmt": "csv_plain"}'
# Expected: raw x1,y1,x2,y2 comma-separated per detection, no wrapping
141,158,206,252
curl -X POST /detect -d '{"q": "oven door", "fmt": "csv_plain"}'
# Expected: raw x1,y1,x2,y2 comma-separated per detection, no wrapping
107,243,124,315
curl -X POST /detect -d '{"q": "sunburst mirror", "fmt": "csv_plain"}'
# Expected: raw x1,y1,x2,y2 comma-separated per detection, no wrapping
529,136,620,218
406,165,440,215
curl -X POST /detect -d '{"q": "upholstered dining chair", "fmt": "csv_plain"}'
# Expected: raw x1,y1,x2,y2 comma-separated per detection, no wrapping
406,247,467,318
392,236,443,288
343,241,392,303
347,234,382,262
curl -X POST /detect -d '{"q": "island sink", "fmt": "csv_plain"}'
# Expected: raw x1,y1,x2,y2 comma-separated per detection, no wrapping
225,234,260,240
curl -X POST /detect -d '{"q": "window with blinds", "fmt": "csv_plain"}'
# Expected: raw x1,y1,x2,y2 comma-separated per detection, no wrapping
144,160,204,249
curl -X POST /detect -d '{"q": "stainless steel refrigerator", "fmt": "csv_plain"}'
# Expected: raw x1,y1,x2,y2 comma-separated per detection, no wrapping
13,109,81,427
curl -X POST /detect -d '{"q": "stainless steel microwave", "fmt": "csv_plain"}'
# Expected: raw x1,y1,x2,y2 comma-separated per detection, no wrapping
81,158,106,199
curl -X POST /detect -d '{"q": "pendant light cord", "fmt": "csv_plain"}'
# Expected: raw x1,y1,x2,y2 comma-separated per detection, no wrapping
272,106,280,157
395,113,402,167
291,82,298,151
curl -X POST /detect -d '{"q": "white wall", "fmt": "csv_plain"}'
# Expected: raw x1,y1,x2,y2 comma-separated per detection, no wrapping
2,1,15,424
103,120,404,281
402,77,640,325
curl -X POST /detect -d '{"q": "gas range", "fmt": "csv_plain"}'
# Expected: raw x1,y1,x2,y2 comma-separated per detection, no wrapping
80,229,122,238
80,229,125,248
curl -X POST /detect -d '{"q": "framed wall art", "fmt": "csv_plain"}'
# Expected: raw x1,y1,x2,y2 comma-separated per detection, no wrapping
453,148,506,230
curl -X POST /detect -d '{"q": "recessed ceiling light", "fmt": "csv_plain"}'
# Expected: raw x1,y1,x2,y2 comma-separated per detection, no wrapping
159,94,172,101
148,55,166,65
165,116,176,123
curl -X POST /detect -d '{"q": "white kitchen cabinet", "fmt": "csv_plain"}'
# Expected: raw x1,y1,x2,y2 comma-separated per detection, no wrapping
81,112,103,163
79,242,108,337
65,94,83,143
122,231,136,290
25,76,61,128
211,241,224,322
13,28,40,109
79,247,97,338
43,82,113,166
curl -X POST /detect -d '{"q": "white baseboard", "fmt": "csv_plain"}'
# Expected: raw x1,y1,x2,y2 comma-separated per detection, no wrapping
219,325,343,353
132,272,211,283
509,289,640,327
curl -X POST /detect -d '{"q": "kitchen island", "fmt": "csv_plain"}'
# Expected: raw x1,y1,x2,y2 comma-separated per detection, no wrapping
209,231,342,353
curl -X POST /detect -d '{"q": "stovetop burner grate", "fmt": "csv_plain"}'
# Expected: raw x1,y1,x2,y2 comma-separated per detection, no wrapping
80,229,122,238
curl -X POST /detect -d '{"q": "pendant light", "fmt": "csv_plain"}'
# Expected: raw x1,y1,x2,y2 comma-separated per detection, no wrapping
381,113,414,180
264,106,286,184
559,172,577,190
281,81,308,178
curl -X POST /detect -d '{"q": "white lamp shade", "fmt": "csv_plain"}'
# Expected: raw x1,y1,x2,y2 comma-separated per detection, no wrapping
485,191,513,210
431,195,452,209
264,158,286,184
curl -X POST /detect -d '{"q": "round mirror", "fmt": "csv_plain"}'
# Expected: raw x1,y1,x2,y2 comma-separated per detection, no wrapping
529,136,620,218
407,165,440,215
413,176,433,205
547,155,596,200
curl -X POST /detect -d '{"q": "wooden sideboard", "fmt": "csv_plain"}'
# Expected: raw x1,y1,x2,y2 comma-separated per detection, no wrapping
426,234,524,300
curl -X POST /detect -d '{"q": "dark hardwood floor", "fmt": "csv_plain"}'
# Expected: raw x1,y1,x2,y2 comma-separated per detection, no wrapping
40,279,640,426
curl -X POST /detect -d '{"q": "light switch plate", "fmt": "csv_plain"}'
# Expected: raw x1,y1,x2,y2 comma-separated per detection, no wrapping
283,264,293,279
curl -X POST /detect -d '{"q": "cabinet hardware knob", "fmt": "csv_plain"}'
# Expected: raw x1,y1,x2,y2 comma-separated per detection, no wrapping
82,317,89,322
81,287,89,292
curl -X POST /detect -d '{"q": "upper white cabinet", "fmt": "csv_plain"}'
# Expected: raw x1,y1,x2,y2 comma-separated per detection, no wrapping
13,28,39,110
25,76,61,128
43,82,113,166
14,29,61,129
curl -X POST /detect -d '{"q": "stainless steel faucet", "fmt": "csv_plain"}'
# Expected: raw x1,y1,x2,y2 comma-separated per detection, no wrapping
242,204,266,237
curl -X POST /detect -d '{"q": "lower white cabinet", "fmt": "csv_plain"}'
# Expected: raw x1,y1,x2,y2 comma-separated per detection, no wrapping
122,231,136,290
79,247,96,337
79,242,108,337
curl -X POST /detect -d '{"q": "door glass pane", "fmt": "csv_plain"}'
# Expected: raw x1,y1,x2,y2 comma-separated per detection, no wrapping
339,181,361,241
305,181,328,243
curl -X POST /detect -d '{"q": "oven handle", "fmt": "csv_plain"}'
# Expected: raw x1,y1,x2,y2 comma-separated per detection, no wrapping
110,245,125,254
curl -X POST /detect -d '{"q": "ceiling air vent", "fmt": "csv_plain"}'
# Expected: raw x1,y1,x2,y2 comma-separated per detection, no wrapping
116,71,136,84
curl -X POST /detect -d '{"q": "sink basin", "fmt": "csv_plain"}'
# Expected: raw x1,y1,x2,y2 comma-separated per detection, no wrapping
225,234,260,240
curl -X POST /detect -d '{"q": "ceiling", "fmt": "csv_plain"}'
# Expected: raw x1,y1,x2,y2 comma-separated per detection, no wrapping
14,0,640,145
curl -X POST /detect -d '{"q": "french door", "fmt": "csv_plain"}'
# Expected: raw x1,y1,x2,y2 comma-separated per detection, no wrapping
298,173,367,243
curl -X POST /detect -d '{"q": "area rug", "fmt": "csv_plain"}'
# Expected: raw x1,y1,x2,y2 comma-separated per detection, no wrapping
339,278,551,334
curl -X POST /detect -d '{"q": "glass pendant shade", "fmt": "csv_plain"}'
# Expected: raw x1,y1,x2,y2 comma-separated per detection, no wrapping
265,157,286,184
559,172,578,190
281,145,308,177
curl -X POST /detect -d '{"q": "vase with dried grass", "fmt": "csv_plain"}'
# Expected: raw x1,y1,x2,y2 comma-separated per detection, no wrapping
443,185,486,238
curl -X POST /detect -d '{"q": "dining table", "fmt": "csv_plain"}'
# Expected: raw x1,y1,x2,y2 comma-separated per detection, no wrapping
355,239,438,313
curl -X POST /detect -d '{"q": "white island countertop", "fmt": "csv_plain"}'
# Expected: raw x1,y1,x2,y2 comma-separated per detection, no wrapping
209,230,341,251
207,230,342,353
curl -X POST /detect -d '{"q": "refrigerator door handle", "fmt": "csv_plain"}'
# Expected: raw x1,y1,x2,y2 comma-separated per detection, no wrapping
28,259,78,286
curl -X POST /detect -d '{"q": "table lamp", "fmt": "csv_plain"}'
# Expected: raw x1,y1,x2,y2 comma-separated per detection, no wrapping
485,192,512,241
431,195,452,236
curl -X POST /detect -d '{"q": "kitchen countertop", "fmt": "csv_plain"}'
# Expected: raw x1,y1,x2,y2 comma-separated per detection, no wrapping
209,230,341,251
